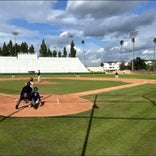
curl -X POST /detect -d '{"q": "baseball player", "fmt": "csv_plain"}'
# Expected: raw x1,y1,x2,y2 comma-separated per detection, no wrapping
37,70,41,82
29,87,41,109
15,82,32,109
115,71,119,79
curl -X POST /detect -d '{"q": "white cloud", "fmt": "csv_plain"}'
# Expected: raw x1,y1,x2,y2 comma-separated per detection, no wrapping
97,48,105,53
143,50,153,55
67,1,142,18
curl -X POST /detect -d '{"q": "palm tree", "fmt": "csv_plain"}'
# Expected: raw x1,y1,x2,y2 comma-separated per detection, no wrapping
130,31,137,71
153,38,156,60
131,37,135,71
81,40,85,66
120,40,124,61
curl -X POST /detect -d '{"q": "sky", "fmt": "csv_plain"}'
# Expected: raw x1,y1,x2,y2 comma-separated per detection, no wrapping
0,0,156,66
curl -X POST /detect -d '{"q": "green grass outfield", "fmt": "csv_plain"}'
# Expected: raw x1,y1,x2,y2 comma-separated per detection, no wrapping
0,74,156,155
1,72,156,79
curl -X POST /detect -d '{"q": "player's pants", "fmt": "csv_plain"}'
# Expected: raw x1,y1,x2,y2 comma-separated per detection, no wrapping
31,98,40,106
16,93,31,108
38,75,41,82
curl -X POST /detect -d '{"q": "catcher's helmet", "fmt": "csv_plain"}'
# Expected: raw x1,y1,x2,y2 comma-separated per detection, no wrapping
34,87,38,91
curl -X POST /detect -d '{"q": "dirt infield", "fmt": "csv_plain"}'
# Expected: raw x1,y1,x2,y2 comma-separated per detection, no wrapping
0,77,155,117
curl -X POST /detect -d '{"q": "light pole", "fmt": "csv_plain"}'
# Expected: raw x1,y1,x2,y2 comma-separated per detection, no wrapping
12,32,19,54
68,34,73,55
153,38,156,60
130,31,137,71
120,40,124,62
68,34,73,72
81,40,86,66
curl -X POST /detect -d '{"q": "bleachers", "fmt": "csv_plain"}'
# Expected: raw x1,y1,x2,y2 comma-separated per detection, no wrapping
0,54,89,73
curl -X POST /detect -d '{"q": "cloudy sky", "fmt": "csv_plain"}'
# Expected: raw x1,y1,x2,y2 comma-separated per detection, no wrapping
0,0,156,66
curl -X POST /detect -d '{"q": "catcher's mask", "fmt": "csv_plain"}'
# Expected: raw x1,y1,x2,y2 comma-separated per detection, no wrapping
34,87,38,91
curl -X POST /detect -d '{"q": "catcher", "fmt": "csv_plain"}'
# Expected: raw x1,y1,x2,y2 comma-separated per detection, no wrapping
29,87,42,109
15,82,32,109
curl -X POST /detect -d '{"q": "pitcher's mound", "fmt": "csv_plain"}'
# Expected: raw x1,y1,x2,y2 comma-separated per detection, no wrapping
34,81,56,85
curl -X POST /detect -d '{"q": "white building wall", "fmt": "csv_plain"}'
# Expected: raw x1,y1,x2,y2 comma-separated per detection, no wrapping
0,54,88,73
103,62,121,71
0,56,19,73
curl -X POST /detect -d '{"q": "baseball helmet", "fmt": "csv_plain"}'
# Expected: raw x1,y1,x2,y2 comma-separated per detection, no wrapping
29,77,33,82
34,87,38,91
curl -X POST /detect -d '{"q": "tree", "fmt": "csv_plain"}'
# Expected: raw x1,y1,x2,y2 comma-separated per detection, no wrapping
58,51,62,57
47,48,52,57
39,39,48,57
52,50,57,57
120,40,124,61
133,57,146,70
70,40,76,57
100,63,104,67
28,45,35,53
120,61,127,70
7,40,14,56
14,43,20,55
153,38,156,60
130,31,137,71
63,47,67,57
20,42,28,53
0,47,2,56
2,42,8,56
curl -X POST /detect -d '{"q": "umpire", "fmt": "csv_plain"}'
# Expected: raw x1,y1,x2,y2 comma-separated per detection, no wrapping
15,82,32,109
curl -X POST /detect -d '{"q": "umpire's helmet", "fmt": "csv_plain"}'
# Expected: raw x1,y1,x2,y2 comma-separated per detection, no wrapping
34,87,38,91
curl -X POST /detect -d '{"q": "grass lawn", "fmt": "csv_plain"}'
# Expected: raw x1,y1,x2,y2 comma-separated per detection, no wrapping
0,75,156,155
83,84,156,155
0,78,128,94
1,72,156,79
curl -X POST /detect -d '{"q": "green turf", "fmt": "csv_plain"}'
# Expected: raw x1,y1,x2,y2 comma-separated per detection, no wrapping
0,76,156,155
83,84,156,155
1,72,156,79
0,78,128,94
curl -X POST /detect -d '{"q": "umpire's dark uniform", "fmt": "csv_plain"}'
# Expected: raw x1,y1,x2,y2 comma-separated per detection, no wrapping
15,82,32,109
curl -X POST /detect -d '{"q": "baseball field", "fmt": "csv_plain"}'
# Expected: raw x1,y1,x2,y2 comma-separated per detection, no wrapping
0,73,156,155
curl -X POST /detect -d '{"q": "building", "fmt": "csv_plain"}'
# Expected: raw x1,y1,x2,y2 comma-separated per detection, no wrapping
103,61,121,71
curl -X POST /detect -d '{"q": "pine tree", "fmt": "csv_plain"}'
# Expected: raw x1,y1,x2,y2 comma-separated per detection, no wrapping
52,50,57,57
7,40,14,56
39,39,48,57
28,45,35,53
2,42,8,56
58,51,62,57
70,40,76,57
47,48,52,57
0,47,2,56
63,47,67,57
20,42,28,53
